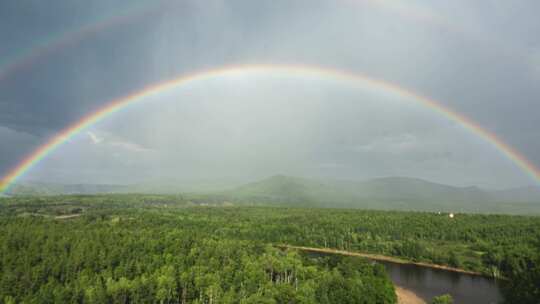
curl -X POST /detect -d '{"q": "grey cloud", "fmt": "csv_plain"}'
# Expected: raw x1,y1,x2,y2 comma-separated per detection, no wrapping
1,0,539,188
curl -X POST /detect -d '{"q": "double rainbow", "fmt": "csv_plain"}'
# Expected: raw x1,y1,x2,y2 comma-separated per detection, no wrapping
1,64,539,193
0,1,169,82
0,0,472,84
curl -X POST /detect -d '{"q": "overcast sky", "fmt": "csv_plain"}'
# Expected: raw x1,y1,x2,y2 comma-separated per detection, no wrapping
1,0,539,189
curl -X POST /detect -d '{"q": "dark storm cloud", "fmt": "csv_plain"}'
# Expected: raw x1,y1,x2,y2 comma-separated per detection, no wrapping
0,0,539,187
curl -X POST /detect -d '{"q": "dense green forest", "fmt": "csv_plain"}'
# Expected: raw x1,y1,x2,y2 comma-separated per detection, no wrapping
0,194,539,303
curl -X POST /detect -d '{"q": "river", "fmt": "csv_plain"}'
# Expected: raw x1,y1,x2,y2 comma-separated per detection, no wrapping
379,260,502,304
292,246,503,304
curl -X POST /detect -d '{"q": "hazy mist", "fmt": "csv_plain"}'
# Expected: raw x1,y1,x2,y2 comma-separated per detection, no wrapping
1,0,539,189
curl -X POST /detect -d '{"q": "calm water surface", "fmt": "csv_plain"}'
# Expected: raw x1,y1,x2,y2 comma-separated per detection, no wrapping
379,261,502,304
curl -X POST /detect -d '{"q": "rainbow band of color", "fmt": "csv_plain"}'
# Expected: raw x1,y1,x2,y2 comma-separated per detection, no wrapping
0,0,478,84
0,1,170,82
1,64,539,193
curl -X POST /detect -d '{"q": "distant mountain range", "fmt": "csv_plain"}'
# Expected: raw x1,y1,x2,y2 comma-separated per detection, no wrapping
223,175,540,213
4,175,540,214
4,182,127,196
4,178,242,196
228,175,486,202
492,186,540,203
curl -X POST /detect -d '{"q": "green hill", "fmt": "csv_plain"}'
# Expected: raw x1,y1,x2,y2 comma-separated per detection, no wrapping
5,175,540,214
224,175,540,213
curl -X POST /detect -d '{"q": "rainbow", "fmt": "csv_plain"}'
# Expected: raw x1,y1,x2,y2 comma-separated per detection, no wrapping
1,64,539,193
0,1,169,82
0,0,471,84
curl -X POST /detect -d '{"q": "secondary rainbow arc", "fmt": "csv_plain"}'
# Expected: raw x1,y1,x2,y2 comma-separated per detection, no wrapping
0,1,168,82
1,64,539,193
0,1,478,84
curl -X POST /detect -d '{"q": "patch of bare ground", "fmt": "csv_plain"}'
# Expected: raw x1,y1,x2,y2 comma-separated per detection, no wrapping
55,214,82,220
395,286,426,304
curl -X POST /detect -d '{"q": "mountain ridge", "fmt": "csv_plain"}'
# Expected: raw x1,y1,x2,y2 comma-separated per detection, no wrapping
4,175,539,214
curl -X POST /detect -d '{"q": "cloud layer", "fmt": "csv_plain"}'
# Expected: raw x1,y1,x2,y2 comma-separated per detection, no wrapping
1,0,539,188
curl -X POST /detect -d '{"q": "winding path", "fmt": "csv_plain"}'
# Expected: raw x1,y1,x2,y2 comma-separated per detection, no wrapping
277,245,484,276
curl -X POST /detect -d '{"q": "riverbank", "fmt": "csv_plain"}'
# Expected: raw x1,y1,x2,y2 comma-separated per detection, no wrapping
395,286,426,304
278,245,485,277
